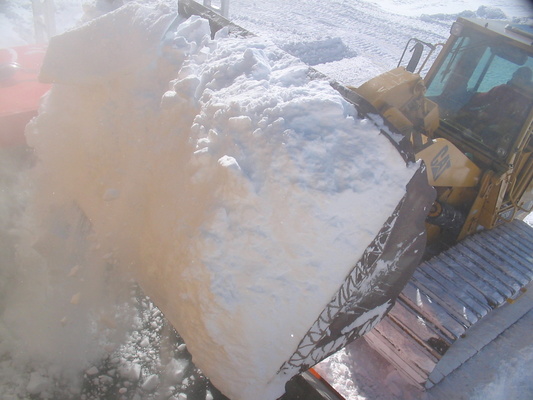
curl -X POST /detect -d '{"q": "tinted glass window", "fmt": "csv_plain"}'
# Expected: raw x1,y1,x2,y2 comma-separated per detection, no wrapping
426,29,533,158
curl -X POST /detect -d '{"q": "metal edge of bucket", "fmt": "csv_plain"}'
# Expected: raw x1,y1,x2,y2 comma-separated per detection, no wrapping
278,165,436,380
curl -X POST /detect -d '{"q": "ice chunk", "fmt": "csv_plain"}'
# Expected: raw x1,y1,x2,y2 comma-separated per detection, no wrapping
165,358,189,384
118,362,141,381
141,374,160,392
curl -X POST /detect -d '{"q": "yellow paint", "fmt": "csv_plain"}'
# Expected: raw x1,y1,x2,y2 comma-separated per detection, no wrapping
416,138,481,187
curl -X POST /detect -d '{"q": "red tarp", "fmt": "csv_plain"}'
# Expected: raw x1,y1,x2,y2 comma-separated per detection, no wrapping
0,45,50,147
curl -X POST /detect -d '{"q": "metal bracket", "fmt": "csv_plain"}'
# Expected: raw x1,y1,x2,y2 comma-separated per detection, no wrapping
201,0,230,18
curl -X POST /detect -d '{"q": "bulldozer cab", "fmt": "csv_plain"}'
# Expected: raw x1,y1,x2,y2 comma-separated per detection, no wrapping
424,18,533,174
356,17,533,243
417,18,533,234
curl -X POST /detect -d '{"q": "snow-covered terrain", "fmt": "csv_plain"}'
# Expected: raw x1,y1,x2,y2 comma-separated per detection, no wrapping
1,1,532,400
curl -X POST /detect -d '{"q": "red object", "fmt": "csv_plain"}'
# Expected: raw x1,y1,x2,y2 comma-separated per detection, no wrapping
0,45,50,147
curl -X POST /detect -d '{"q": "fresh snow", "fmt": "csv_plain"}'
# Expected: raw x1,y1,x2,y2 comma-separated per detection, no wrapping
26,4,418,398
1,1,532,400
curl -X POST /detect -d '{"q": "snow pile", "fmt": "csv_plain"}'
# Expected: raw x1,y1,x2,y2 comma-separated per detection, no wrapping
23,3,417,399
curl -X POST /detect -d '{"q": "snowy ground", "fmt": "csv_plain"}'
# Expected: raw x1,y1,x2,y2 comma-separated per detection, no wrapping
1,1,533,400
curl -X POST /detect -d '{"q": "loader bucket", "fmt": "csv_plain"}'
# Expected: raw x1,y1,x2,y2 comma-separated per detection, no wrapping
30,2,436,399
175,0,437,383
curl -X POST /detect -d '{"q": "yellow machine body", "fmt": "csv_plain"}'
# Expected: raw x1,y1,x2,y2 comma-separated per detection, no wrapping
356,20,533,392
354,17,533,248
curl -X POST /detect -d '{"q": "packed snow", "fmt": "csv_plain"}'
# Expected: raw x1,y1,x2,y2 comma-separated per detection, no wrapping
1,1,533,400
28,3,420,398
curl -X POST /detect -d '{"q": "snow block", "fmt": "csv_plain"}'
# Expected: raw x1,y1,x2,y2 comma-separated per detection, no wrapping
29,4,434,400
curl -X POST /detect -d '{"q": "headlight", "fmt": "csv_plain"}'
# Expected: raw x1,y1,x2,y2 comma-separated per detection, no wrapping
450,22,463,36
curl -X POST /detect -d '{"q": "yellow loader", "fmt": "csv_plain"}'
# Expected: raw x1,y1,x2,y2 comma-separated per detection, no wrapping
177,2,533,393
34,1,533,397
353,17,533,389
